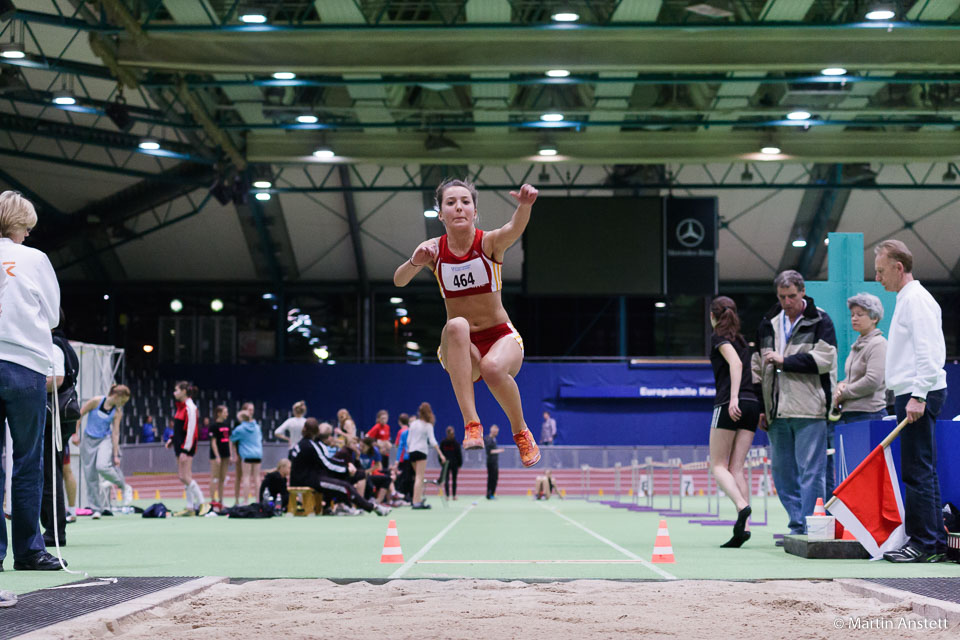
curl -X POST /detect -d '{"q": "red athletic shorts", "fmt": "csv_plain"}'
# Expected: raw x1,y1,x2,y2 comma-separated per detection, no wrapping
438,322,523,372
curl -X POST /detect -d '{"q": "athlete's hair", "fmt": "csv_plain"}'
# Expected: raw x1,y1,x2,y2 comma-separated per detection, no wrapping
445,425,455,439
108,384,131,399
0,190,38,237
710,296,745,346
292,401,307,417
417,401,435,425
434,178,478,211
376,409,388,422
398,412,410,427
214,405,229,420
237,409,252,422
175,380,198,398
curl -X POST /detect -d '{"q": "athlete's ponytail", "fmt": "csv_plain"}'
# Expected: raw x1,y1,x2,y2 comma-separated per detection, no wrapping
108,384,131,399
710,296,745,346
175,380,199,398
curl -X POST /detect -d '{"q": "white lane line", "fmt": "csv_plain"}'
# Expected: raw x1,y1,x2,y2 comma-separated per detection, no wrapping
417,559,649,564
388,504,475,579
541,505,677,580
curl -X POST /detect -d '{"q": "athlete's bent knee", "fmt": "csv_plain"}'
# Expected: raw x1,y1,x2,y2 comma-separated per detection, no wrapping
444,317,470,339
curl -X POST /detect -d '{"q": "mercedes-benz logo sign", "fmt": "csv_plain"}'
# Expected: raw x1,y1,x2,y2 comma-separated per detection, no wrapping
676,218,705,248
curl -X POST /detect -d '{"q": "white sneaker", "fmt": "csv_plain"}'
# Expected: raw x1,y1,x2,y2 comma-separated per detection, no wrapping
91,511,101,520
374,503,392,516
122,485,133,506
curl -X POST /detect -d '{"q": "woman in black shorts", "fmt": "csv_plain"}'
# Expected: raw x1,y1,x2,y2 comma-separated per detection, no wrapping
708,297,760,548
208,405,231,507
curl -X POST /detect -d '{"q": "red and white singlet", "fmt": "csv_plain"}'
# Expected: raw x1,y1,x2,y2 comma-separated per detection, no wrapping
432,229,502,299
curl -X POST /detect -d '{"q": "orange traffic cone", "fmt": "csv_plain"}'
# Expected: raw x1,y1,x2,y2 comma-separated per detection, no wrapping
155,489,161,500
651,519,675,564
380,519,404,564
813,497,826,516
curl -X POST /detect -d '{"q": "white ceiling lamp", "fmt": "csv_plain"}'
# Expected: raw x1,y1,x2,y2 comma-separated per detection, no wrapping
313,147,335,159
423,209,439,218
792,230,808,248
786,110,811,121
0,43,25,59
51,90,76,105
760,145,781,155
296,114,318,124
254,192,271,201
551,11,580,22
272,71,296,80
138,138,161,151
545,69,571,78
820,67,847,76
540,113,564,122
389,297,403,304
538,143,558,157
239,10,267,23
865,2,896,20
252,180,272,189
654,301,667,309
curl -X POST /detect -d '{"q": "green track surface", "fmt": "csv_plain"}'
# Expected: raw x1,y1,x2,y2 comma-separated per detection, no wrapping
2,497,957,594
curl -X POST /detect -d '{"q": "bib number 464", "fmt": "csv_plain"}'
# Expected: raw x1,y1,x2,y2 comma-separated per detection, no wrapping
453,272,476,288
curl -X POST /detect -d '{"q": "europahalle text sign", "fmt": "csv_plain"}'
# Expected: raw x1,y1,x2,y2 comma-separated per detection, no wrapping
559,385,716,399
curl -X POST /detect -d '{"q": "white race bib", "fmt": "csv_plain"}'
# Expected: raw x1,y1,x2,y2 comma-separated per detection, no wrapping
441,258,489,291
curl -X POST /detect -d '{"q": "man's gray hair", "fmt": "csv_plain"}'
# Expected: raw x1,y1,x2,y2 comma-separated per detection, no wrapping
774,269,805,291
846,292,884,323
317,421,333,440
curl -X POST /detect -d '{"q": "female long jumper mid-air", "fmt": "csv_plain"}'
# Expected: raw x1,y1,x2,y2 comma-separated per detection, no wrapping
394,179,541,467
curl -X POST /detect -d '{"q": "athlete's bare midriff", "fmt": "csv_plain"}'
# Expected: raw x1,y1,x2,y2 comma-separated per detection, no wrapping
443,290,510,332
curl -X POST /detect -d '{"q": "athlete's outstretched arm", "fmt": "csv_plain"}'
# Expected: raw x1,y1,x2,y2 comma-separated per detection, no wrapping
485,184,538,259
394,237,439,287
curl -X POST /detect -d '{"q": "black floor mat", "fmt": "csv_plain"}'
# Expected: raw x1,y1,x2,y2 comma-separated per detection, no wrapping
863,577,960,605
0,576,198,639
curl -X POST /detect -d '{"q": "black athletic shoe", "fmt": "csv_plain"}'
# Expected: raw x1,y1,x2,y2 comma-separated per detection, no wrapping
13,551,67,571
721,531,751,548
882,544,946,563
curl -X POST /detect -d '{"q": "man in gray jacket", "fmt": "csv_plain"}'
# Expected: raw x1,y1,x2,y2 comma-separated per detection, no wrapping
753,270,838,538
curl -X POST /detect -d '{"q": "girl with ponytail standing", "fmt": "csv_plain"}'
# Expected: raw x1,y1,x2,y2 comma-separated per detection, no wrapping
708,297,760,548
165,381,203,511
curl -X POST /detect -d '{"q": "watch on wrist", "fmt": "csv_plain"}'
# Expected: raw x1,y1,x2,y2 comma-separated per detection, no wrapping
910,396,926,403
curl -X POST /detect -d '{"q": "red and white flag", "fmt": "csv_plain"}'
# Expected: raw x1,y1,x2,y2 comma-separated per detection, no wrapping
829,443,906,559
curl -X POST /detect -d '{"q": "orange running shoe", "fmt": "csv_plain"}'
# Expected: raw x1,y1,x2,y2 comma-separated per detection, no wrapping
513,428,541,467
462,421,484,450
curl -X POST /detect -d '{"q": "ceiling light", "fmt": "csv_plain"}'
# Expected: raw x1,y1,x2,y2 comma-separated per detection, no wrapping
786,110,811,121
760,145,781,155
792,231,807,248
540,113,564,122
210,298,224,312
943,165,958,183
252,180,272,189
551,12,579,22
272,71,296,80
142,344,154,353
865,3,896,20
239,11,267,23
313,147,335,159
254,192,271,201
538,144,558,157
824,238,830,245
395,308,408,317
138,138,161,151
820,67,847,76
51,90,76,105
654,301,667,309
740,165,754,182
0,43,25,59
405,341,420,351
313,347,329,360
105,98,133,132
389,297,403,304
423,209,438,218
170,298,183,313
262,293,275,300
296,114,318,124
545,69,570,78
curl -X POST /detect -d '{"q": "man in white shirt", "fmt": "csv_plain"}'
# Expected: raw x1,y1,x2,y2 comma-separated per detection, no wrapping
540,411,557,446
874,239,948,563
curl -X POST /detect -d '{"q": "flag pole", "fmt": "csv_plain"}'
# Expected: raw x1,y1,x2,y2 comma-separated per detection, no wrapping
825,417,910,510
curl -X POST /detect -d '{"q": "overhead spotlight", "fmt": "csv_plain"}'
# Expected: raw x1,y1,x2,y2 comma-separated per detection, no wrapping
423,209,438,218
405,341,420,351
545,69,570,78
170,298,183,313
296,114,318,124
209,177,233,206
389,297,403,304
424,132,460,152
239,10,267,23
760,145,781,155
0,1,16,22
551,11,579,22
138,138,160,151
103,294,110,301
254,192,271,201
0,43,25,59
210,298,224,312
792,231,807,248
105,97,133,132
399,316,411,325
272,71,296,80
654,301,667,309
313,347,329,360
824,237,830,245
740,165,754,182
252,180,272,189
395,307,408,317
865,2,896,20
313,147,335,159
820,67,847,76
51,90,76,106
538,143,558,157
540,112,564,122
943,165,958,183
262,293,275,300
786,110,811,121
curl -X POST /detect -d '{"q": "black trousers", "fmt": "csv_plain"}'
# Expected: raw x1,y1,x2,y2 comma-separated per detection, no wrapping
486,464,499,498
40,416,67,540
895,390,947,553
444,465,459,497
317,476,375,512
